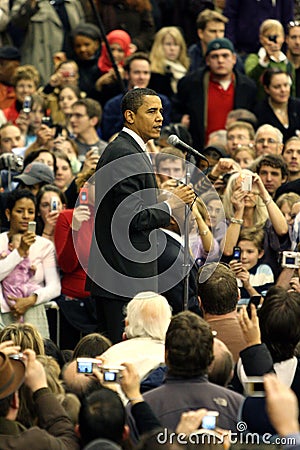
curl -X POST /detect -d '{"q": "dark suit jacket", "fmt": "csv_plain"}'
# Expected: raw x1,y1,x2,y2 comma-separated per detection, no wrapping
173,68,257,151
87,131,170,301
254,96,300,143
157,230,200,315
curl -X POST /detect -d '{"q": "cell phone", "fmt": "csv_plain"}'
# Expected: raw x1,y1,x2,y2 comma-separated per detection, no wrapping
201,411,219,430
246,295,261,319
90,146,99,156
268,34,278,43
241,173,252,191
42,116,53,127
23,96,32,113
50,197,58,211
27,221,36,233
54,124,63,139
232,246,241,261
244,376,265,397
79,187,89,205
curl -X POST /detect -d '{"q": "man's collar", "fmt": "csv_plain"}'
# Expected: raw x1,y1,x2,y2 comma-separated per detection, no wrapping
122,127,147,152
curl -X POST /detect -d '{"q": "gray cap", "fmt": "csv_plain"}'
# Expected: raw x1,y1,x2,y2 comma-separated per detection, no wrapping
14,162,54,185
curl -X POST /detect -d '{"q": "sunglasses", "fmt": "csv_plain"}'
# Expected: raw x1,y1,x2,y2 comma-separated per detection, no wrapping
288,21,300,29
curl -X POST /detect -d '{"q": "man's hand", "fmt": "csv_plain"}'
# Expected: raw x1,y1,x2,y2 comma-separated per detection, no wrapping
72,205,91,231
119,362,142,403
176,409,208,435
10,294,37,316
264,373,299,436
238,305,261,347
23,349,47,392
167,184,196,211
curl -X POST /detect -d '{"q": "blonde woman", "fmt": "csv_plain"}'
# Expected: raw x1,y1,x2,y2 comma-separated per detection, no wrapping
222,169,289,279
149,26,190,98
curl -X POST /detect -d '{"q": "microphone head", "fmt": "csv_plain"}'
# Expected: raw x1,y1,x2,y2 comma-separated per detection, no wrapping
167,134,179,146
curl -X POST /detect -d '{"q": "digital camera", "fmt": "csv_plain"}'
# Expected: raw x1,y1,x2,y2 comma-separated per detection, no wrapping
76,358,102,375
244,376,265,397
282,251,300,269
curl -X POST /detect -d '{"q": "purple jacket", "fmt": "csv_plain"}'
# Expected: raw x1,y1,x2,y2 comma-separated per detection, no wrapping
224,0,294,54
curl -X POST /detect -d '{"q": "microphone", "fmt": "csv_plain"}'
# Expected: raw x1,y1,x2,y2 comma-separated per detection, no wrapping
167,135,209,162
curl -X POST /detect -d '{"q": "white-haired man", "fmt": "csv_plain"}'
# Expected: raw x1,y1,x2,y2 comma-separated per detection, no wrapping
100,291,171,381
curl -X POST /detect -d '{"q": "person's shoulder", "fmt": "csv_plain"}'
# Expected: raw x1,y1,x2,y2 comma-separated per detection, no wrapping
103,93,123,111
206,380,244,401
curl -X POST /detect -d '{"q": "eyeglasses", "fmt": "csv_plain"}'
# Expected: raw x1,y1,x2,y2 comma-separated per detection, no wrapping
256,138,278,145
288,21,300,29
70,113,88,119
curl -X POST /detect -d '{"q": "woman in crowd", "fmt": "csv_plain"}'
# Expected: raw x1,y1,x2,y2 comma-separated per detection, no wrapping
24,148,57,173
222,169,289,278
95,29,132,106
3,65,40,124
36,184,66,241
149,26,190,99
57,85,81,135
54,150,74,193
0,189,61,338
16,93,47,147
54,168,97,349
254,68,300,143
71,23,102,99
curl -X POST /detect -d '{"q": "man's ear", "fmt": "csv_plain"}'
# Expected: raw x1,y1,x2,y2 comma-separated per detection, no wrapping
11,391,19,410
122,424,130,441
75,423,81,438
258,249,264,259
124,109,135,125
5,208,10,222
90,116,98,128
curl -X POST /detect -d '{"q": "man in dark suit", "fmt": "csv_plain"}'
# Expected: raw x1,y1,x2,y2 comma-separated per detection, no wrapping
87,88,195,343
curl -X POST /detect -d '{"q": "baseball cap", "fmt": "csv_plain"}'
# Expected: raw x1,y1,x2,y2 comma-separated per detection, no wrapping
14,162,54,185
0,46,21,61
206,38,235,57
203,145,228,159
0,352,25,400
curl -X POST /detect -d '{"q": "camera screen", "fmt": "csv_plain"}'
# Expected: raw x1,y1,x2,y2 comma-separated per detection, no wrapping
103,371,117,382
81,192,87,201
252,382,265,392
286,256,296,265
77,361,93,374
201,415,216,430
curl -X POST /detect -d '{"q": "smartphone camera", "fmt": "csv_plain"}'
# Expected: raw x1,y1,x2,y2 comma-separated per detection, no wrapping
241,173,252,191
23,96,32,113
50,197,58,212
268,34,278,43
201,411,219,430
27,221,36,233
244,376,265,397
42,116,53,127
232,246,241,261
282,251,300,269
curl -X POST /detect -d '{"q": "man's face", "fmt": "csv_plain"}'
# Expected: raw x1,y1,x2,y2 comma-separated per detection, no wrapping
0,59,19,84
198,20,225,48
226,127,252,156
70,105,93,135
258,165,286,196
206,49,236,78
0,125,23,153
157,158,185,183
129,95,163,143
255,131,283,156
286,26,300,56
282,141,300,175
127,59,151,89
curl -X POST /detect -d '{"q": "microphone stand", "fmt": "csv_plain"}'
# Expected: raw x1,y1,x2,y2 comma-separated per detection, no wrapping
183,155,192,311
87,0,126,94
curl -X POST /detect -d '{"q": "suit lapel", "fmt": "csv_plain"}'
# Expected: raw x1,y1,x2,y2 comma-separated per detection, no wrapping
118,131,155,173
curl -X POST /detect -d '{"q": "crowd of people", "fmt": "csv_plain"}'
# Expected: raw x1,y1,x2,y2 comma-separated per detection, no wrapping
0,0,300,447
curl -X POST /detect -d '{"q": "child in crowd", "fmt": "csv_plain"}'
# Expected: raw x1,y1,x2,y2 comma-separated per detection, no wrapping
0,233,39,322
230,228,274,305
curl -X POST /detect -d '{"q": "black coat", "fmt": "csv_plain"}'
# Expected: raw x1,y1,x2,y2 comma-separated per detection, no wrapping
254,96,300,143
87,131,170,301
173,68,257,151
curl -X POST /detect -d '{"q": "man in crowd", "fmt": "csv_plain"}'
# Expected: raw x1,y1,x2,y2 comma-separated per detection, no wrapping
174,38,256,152
226,121,255,157
254,125,284,157
70,98,107,161
282,136,300,182
256,154,288,199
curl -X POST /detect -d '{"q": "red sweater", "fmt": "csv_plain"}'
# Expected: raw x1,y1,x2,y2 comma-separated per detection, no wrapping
54,209,93,298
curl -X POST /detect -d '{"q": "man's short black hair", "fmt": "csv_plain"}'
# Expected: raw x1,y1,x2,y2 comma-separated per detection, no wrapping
79,387,125,446
256,154,288,179
165,311,214,378
198,263,239,314
121,88,158,117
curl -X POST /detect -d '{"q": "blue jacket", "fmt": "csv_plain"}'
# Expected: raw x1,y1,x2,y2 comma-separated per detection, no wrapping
101,92,171,142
